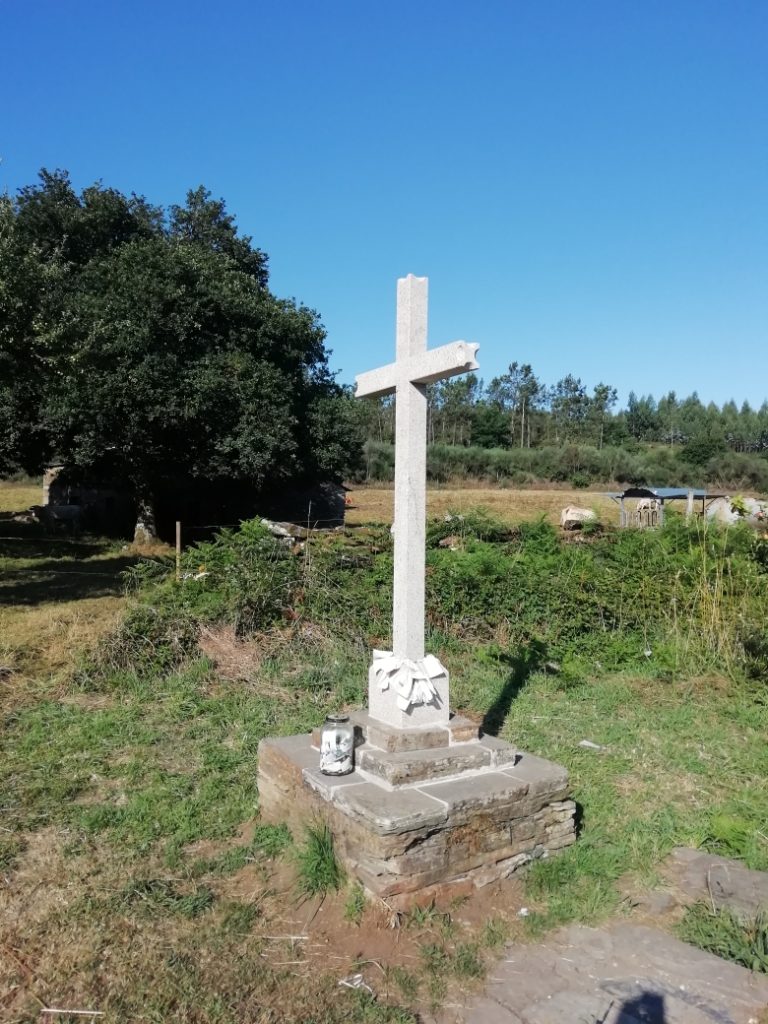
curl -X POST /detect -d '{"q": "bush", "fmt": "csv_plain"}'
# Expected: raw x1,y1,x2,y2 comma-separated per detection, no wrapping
178,518,299,634
360,440,768,490
85,603,200,679
85,519,299,681
88,506,768,690
741,628,768,680
426,508,514,546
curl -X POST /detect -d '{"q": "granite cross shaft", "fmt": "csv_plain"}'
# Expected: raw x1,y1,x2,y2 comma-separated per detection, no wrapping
355,275,479,703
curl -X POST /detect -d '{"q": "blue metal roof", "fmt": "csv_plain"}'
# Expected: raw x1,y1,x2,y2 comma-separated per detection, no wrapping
606,487,726,500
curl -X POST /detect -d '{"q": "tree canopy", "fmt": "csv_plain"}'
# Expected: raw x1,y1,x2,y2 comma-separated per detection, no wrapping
0,170,363,534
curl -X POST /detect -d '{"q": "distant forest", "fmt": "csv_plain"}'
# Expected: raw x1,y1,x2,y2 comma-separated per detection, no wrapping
359,363,768,490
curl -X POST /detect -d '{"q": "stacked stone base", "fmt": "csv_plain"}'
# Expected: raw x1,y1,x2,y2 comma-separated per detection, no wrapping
258,712,576,909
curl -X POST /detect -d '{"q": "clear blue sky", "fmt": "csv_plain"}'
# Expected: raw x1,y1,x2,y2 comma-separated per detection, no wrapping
3,0,766,407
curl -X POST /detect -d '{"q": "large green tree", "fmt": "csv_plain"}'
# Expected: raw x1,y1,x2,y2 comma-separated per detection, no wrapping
0,170,363,538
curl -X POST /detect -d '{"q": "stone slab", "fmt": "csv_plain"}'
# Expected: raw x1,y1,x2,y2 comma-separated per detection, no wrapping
350,709,451,751
349,709,480,751
357,742,492,786
258,729,574,905
502,751,569,799
257,733,318,782
662,846,768,923
332,780,448,835
302,766,367,802
445,714,480,744
420,771,530,826
478,734,519,768
439,922,768,1024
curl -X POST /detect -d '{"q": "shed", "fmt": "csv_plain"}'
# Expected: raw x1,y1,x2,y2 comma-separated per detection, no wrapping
606,487,726,528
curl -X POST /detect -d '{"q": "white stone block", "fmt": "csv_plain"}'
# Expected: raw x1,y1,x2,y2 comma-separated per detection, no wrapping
368,663,450,730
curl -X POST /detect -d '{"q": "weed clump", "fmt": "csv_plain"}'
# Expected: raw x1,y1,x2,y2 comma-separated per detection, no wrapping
295,823,344,896
344,881,367,923
677,904,768,973
119,878,215,918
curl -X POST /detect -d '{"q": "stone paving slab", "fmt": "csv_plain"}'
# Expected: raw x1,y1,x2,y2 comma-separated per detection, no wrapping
661,847,768,923
502,752,569,798
421,771,531,826
437,922,768,1024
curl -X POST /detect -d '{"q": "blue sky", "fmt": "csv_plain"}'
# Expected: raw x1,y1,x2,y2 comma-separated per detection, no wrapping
3,0,766,406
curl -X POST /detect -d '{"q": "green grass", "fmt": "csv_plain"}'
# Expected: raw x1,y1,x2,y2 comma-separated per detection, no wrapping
479,671,768,932
119,877,216,918
678,904,768,973
344,881,367,923
295,823,345,896
2,508,768,1020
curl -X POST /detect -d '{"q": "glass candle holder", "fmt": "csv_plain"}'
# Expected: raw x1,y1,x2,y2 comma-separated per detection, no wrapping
319,714,354,776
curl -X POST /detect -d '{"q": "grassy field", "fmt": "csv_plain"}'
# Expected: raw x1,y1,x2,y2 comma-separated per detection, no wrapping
0,485,137,697
0,480,40,514
346,486,619,527
1,480,767,1022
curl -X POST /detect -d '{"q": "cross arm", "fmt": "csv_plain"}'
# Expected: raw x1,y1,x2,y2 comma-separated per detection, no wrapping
355,341,479,400
409,341,479,386
355,362,399,399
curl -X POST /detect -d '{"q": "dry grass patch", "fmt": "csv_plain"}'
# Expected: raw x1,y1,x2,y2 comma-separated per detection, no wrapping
0,480,40,514
0,596,125,698
0,813,525,1022
346,486,617,527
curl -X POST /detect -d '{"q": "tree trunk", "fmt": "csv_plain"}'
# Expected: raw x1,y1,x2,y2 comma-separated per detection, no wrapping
520,400,526,448
134,492,158,544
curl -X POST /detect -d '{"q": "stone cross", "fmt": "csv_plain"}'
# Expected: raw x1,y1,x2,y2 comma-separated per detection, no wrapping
355,275,479,728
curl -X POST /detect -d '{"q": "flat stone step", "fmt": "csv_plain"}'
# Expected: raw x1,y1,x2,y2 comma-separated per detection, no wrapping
331,781,448,835
436,922,768,1024
661,847,768,922
347,710,479,752
357,741,493,785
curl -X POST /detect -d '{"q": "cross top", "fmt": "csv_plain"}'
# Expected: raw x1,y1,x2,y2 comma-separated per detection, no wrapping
356,276,479,404
356,276,479,685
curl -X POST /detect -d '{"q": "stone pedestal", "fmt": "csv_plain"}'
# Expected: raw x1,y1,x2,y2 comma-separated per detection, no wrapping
258,711,576,909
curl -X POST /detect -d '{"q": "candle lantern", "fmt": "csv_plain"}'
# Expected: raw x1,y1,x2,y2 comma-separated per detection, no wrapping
319,714,354,776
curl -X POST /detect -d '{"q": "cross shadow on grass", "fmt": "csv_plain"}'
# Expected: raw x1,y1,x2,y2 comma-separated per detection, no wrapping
481,639,548,736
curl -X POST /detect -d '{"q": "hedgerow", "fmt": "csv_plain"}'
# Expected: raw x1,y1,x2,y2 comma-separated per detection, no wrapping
81,512,768,689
